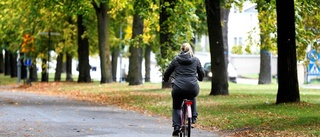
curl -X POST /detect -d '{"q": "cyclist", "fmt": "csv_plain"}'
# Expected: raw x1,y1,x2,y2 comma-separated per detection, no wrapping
163,42,205,136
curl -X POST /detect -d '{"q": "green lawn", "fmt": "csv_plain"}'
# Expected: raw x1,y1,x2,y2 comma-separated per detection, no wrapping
0,74,18,85
199,82,320,136
0,73,77,85
1,74,320,136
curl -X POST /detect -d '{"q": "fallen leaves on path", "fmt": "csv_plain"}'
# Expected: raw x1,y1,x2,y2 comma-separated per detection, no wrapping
5,82,165,115
1,82,313,137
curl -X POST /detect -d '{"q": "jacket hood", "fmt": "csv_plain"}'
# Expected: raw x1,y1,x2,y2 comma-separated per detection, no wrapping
176,52,194,65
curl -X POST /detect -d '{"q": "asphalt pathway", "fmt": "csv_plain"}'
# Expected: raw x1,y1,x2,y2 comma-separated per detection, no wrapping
0,91,217,137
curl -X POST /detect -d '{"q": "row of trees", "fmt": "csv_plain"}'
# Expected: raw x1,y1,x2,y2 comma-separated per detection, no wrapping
0,0,319,103
0,0,207,85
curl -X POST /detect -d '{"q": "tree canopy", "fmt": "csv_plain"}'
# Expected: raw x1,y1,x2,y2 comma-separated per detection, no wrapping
0,0,319,88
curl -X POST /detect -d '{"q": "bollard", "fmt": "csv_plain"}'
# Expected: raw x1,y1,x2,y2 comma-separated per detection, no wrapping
17,51,21,85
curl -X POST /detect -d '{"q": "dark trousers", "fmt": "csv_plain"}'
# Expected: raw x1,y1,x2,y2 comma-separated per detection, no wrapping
171,85,198,127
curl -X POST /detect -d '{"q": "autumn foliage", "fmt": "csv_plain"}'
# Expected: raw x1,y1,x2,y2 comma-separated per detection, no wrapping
21,34,35,53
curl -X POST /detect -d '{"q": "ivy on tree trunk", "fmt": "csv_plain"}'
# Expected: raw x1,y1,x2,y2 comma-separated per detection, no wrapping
128,13,143,86
160,0,176,89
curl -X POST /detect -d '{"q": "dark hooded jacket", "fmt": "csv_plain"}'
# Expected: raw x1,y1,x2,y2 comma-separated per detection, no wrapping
163,52,205,93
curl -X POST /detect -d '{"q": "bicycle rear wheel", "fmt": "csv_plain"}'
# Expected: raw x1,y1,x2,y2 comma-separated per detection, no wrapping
182,106,191,137
187,117,191,137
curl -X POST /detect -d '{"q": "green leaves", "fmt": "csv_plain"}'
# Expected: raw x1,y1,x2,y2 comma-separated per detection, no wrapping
244,0,320,60
295,0,320,61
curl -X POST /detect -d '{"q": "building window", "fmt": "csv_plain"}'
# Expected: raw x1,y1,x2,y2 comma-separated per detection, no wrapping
234,37,243,46
234,37,238,45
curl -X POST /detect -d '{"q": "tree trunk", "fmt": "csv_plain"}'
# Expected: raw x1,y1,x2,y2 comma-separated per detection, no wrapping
77,15,91,83
41,58,48,82
21,55,26,79
41,33,50,82
160,0,175,88
66,17,74,82
41,31,52,82
93,2,112,84
111,49,119,82
276,0,300,104
54,53,63,82
10,53,17,78
0,48,3,73
66,53,73,82
4,49,11,75
221,8,230,67
257,1,272,84
128,13,143,85
206,0,229,95
30,63,38,82
258,50,272,84
145,45,151,82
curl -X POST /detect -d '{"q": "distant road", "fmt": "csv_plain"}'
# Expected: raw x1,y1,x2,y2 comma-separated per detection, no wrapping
0,91,217,137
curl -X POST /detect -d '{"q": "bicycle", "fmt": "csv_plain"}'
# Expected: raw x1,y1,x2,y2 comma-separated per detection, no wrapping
179,99,193,137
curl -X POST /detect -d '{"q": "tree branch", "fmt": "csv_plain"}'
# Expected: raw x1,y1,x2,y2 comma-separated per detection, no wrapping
91,0,100,12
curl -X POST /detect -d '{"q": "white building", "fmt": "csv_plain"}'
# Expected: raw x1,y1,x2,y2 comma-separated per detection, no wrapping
228,2,260,53
199,2,259,54
197,2,261,76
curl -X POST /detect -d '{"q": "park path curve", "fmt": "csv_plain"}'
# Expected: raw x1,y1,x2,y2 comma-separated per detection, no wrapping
0,91,218,137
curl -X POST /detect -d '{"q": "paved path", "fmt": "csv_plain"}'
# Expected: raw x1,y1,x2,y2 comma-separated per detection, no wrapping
0,91,217,137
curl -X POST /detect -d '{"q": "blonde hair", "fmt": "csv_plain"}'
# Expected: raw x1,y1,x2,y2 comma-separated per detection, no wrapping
181,43,194,57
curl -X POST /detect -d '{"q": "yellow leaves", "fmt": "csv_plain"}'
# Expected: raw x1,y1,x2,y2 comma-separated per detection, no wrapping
123,3,159,45
150,3,159,11
108,0,128,18
142,20,157,43
124,16,133,39
39,8,47,15
21,34,35,53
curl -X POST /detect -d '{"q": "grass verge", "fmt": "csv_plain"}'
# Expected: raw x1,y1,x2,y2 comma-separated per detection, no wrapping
0,74,18,85
1,79,320,136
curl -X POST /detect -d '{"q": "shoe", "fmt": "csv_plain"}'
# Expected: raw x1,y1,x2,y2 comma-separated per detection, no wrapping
172,126,180,136
192,116,197,124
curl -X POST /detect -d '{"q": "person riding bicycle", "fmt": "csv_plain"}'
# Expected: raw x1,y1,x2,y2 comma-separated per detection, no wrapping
163,42,205,136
